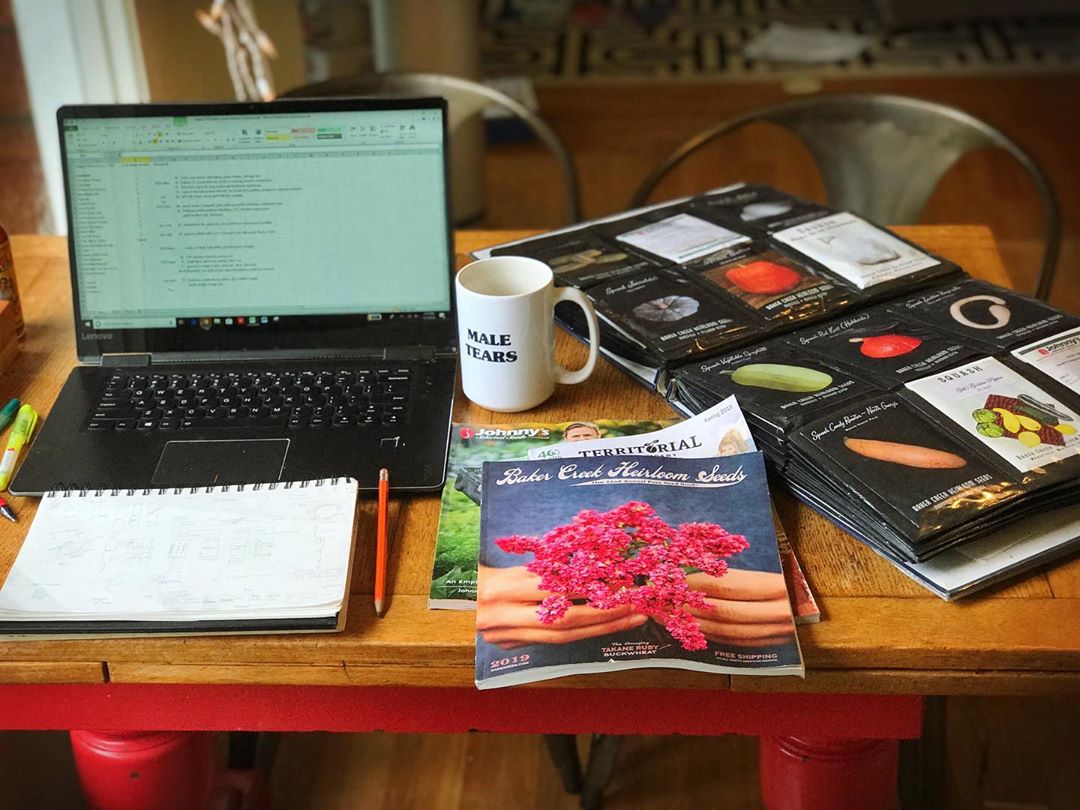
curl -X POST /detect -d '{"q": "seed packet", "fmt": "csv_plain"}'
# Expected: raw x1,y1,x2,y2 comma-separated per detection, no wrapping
1010,326,1080,396
784,308,982,386
771,212,944,291
889,279,1080,351
489,230,661,289
690,184,831,235
589,269,752,361
905,357,1080,478
789,394,1025,543
608,211,754,265
673,339,880,434
691,243,855,324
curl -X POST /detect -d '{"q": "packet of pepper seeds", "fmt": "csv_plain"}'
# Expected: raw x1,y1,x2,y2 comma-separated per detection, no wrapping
783,307,982,387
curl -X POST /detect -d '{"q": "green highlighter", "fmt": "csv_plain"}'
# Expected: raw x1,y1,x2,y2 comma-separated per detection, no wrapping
0,404,36,491
0,398,19,433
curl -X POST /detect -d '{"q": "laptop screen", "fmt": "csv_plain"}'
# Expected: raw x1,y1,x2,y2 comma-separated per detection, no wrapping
59,98,455,360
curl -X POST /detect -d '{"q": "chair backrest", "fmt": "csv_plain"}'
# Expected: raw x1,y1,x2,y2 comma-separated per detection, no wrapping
281,72,581,226
631,93,1060,300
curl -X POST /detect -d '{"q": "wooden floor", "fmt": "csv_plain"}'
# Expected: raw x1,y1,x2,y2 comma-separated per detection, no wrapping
1,2,1079,808
267,697,1080,809
269,732,765,810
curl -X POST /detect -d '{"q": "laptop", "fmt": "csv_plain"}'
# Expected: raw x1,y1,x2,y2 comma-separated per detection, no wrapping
11,98,458,495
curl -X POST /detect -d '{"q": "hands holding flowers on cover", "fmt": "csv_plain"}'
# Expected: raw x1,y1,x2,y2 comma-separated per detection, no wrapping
477,565,647,648
683,570,796,647
477,502,796,651
477,565,794,649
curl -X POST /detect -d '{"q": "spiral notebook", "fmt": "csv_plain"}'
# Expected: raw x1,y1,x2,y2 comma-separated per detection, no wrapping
0,478,359,638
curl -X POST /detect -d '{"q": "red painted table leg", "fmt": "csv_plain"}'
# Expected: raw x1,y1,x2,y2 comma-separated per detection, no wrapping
69,730,215,810
759,736,899,810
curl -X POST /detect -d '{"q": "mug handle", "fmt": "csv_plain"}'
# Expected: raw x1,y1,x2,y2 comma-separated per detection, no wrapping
553,287,600,385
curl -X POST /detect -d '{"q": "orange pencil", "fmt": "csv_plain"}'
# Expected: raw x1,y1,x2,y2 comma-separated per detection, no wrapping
374,468,389,617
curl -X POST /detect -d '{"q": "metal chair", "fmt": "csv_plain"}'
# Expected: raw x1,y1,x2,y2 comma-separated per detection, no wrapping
282,72,581,226
631,93,1060,300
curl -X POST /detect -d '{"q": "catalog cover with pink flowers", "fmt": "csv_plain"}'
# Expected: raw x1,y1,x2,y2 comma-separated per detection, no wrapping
475,453,804,689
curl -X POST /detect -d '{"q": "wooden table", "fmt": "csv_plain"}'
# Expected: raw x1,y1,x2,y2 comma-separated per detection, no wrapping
1,228,1078,810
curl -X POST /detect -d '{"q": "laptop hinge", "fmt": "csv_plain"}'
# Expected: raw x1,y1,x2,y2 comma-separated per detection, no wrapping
95,349,443,365
101,353,151,367
383,346,436,361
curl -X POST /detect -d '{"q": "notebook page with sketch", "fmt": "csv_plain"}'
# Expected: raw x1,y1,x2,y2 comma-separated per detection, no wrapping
0,477,358,637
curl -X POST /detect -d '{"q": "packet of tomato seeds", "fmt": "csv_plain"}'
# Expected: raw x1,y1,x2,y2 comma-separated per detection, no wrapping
686,242,854,324
690,185,961,295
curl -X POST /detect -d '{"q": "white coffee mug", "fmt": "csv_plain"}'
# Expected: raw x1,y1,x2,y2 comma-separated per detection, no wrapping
456,256,600,412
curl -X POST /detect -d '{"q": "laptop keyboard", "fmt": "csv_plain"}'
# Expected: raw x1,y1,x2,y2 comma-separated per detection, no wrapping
88,367,412,432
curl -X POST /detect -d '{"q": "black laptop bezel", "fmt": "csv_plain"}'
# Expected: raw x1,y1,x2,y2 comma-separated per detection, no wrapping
57,97,457,362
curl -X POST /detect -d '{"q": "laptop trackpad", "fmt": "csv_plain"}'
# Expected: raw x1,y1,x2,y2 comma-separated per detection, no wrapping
152,439,289,487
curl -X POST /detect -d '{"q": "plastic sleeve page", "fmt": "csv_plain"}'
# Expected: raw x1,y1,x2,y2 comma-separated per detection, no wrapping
615,214,751,264
1012,326,1080,394
772,213,937,289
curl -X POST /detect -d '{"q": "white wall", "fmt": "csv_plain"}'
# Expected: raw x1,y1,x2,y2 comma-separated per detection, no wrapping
12,0,148,234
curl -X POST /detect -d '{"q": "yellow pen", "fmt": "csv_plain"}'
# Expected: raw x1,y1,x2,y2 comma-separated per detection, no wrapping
0,404,37,491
